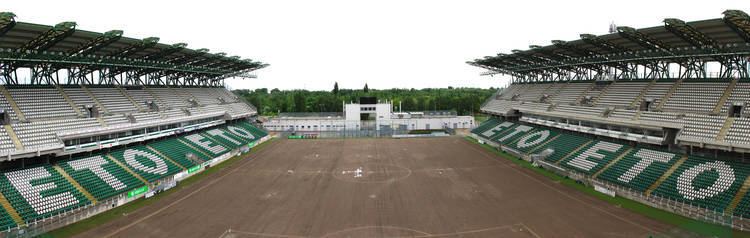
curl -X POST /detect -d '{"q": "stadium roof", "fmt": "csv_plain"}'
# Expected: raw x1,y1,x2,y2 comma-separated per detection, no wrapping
0,12,267,86
469,10,750,82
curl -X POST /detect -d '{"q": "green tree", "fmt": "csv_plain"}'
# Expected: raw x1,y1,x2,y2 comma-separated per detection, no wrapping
293,92,306,112
363,83,369,93
236,87,495,116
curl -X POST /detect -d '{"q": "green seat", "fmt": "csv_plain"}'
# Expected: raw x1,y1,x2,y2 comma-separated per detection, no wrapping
490,124,537,145
0,206,16,231
506,128,560,154
653,156,750,213
475,120,516,139
471,118,500,134
201,131,243,150
149,138,210,168
597,148,679,192
107,145,182,183
60,153,145,201
532,133,591,162
0,165,90,222
234,121,268,138
560,140,628,175
180,133,229,157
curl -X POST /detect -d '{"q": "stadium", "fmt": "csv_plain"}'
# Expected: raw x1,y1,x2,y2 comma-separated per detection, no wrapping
0,5,749,238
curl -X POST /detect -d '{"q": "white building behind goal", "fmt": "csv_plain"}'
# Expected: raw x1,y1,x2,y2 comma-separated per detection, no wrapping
264,97,474,132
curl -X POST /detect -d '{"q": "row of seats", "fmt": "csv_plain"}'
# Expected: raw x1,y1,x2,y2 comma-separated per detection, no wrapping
515,101,550,112
0,166,90,222
0,207,16,231
597,148,679,192
124,87,160,110
481,100,518,115
608,109,638,120
534,133,591,162
0,127,16,154
662,81,728,114
721,82,750,115
7,86,78,120
653,156,750,213
726,118,750,144
680,114,726,142
0,86,242,121
482,80,750,146
0,121,267,229
147,88,191,108
516,83,552,102
472,118,750,217
642,82,674,110
550,82,590,105
506,129,559,154
489,79,740,115
62,87,102,114
148,139,210,168
0,86,258,153
88,87,139,113
596,81,648,107
59,154,145,201
107,145,183,183
560,141,627,174
554,104,604,117
13,118,101,150
470,118,501,135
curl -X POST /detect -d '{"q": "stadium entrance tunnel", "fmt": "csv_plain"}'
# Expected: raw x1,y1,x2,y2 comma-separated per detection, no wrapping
332,163,411,183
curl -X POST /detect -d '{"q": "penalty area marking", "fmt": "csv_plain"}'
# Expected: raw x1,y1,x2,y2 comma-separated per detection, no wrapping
219,223,540,238
219,228,307,238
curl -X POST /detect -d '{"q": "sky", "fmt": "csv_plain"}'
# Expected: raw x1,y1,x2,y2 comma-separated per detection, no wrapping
4,0,750,90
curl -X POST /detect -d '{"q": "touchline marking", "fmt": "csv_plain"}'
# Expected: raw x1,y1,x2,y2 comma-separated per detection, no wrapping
463,139,661,235
220,228,308,238
102,140,283,238
320,225,433,237
518,223,542,238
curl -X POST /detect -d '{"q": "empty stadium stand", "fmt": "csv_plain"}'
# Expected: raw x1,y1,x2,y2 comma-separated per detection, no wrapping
597,148,679,192
535,133,592,163
477,79,750,153
0,165,92,222
0,120,267,230
471,119,750,221
652,156,750,212
59,154,146,201
0,12,269,235
0,85,259,159
561,140,628,175
469,9,750,231
107,145,183,183
148,139,210,168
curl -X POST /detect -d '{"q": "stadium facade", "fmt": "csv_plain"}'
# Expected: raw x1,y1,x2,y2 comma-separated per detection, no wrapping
469,10,750,230
0,12,270,236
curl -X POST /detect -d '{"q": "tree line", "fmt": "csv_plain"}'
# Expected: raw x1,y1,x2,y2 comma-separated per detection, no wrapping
233,83,497,116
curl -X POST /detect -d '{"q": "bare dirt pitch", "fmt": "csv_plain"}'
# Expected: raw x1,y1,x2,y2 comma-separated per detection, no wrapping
77,137,675,238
